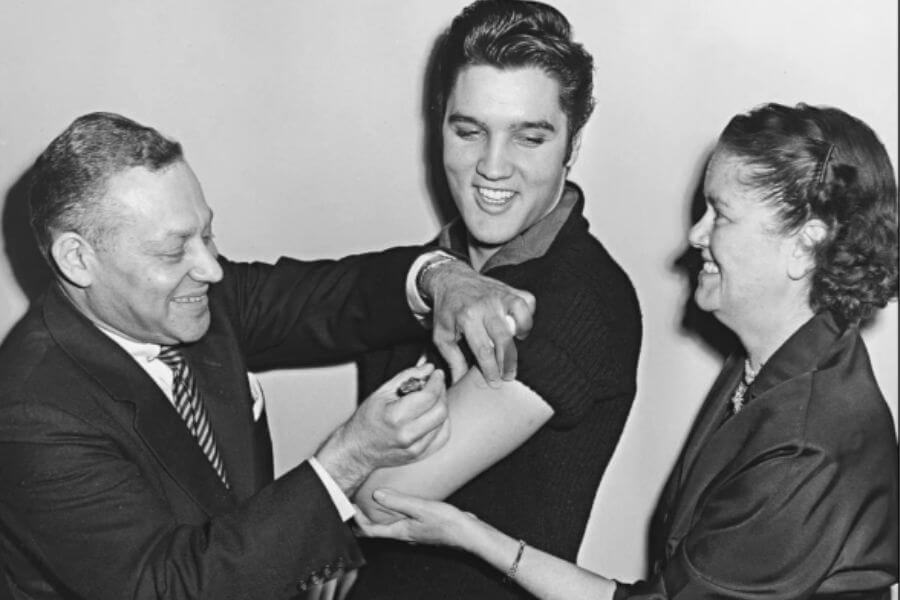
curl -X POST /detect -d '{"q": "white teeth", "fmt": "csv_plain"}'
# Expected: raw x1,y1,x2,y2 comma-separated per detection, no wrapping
702,261,720,274
477,187,514,202
174,296,204,304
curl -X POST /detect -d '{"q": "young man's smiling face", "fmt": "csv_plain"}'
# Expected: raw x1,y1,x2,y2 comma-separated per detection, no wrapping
442,65,574,269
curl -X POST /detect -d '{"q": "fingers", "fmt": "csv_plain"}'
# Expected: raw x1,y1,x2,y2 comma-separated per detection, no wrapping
354,519,406,540
352,506,373,528
302,580,335,600
484,314,516,381
501,339,517,381
353,507,411,540
336,570,358,600
403,411,450,460
434,337,468,384
430,418,451,454
376,370,447,460
379,363,436,396
303,567,357,600
392,373,448,450
389,369,445,418
456,318,502,385
321,579,337,600
372,488,426,517
507,291,535,339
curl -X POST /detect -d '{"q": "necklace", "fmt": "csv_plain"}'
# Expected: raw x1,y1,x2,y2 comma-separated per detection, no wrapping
731,358,759,415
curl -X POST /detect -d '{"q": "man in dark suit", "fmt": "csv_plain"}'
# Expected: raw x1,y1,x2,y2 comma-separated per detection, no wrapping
0,112,535,599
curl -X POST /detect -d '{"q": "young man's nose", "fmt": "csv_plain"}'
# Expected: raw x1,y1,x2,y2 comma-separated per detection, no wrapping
476,139,513,180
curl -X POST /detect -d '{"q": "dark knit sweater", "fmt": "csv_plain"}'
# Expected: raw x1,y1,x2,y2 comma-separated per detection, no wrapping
352,184,642,599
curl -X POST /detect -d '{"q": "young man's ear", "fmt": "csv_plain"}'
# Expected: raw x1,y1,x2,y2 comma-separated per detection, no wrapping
788,219,828,280
50,232,95,288
565,131,583,169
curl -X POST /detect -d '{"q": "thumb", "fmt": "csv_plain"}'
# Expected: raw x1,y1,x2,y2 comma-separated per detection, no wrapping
372,488,425,517
519,289,536,312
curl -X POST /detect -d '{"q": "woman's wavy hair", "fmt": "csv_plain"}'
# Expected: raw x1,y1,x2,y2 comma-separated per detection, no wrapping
434,0,595,163
717,103,898,324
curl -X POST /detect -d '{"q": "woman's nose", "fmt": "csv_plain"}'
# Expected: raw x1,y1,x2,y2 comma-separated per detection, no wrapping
688,209,712,249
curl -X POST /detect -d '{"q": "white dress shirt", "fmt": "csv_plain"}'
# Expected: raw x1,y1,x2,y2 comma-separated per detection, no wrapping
97,326,356,521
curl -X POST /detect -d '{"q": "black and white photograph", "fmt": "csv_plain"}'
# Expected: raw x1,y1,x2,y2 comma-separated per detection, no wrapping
0,1,896,598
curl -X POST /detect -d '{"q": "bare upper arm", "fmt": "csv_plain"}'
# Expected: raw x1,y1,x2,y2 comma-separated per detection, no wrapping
354,366,554,523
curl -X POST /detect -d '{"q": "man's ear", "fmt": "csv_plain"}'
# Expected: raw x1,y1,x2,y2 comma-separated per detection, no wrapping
788,218,828,280
50,232,95,288
565,131,583,169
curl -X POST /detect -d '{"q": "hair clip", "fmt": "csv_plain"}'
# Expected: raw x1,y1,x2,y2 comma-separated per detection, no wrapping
818,143,836,185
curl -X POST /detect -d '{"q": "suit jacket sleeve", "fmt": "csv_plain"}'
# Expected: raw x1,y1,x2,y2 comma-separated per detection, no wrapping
216,247,427,370
0,393,362,600
0,247,431,598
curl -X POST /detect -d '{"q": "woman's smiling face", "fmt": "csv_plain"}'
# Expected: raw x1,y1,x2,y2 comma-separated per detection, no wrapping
689,150,802,333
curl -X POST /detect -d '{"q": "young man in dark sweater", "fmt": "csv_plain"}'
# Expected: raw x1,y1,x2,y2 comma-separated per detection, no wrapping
349,1,642,598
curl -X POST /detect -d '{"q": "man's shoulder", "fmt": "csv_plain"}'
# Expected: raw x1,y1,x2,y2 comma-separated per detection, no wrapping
0,303,68,402
526,228,641,324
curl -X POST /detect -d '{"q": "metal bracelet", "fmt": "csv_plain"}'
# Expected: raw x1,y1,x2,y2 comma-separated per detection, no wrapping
504,539,527,582
415,254,458,304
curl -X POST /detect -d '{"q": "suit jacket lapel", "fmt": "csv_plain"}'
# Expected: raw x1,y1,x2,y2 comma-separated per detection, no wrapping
676,354,742,489
660,353,742,550
182,308,263,501
43,286,235,514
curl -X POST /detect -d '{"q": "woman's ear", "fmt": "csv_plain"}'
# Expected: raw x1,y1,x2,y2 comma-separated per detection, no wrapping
788,219,828,280
50,232,94,288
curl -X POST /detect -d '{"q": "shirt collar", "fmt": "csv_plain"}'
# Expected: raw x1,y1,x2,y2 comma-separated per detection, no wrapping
438,181,580,272
96,325,163,363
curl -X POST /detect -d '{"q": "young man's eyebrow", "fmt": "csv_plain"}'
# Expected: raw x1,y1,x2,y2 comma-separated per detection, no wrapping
447,113,557,133
513,120,556,132
447,113,485,128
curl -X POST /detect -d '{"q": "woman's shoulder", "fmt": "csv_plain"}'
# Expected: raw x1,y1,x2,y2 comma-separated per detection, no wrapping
804,331,897,451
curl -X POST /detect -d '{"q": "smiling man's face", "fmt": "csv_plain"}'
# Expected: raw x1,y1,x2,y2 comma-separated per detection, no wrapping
442,65,572,269
79,160,224,344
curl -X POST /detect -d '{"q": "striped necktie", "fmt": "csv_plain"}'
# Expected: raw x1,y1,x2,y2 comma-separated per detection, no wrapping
157,346,230,488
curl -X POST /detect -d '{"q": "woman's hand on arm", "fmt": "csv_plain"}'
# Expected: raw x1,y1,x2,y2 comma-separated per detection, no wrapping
356,490,617,600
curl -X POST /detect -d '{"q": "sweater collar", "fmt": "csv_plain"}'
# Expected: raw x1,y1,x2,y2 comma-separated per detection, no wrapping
438,181,583,272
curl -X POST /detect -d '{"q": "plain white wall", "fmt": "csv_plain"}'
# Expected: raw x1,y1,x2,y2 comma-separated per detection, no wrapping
1,0,896,583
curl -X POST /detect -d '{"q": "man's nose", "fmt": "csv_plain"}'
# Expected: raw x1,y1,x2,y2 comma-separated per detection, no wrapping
190,244,224,283
476,139,513,180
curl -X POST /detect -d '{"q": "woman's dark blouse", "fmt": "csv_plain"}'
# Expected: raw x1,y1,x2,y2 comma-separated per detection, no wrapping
351,183,642,599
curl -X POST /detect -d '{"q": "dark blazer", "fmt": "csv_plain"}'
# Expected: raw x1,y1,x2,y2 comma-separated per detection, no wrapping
617,312,899,599
0,250,426,600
